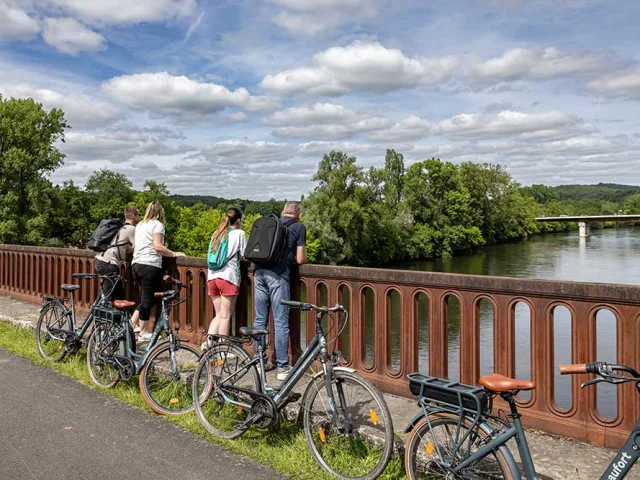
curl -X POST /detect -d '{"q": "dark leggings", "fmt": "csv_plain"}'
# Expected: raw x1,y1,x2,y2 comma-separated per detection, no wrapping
94,259,123,304
132,263,163,321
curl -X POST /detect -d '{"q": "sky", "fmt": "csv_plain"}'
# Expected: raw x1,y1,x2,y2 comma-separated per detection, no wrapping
1,0,640,200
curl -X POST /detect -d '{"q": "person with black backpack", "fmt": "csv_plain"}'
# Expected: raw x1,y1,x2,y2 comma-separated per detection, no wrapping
93,206,140,304
247,201,307,381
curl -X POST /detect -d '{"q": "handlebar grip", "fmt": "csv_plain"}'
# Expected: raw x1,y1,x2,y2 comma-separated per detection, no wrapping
163,275,183,287
280,300,302,307
559,364,588,375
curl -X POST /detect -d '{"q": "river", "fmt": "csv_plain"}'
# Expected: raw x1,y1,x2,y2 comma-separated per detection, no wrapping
391,226,640,419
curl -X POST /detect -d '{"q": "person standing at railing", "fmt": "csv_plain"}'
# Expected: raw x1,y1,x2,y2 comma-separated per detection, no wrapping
253,201,307,381
201,207,247,351
130,201,184,341
94,206,140,303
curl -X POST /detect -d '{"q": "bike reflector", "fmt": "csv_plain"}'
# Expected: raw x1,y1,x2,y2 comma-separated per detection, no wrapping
369,409,379,425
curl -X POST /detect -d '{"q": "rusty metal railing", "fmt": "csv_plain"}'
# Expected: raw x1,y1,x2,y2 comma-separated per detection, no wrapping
0,244,638,448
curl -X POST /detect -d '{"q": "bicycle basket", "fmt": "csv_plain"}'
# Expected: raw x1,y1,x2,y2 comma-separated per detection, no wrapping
408,373,489,414
93,306,124,325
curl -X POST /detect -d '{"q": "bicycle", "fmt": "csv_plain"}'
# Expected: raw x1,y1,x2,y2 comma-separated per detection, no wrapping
86,275,207,416
403,362,640,479
192,300,394,480
36,273,121,362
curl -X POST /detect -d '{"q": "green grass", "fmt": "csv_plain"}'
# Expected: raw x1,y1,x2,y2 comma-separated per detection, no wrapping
0,322,406,479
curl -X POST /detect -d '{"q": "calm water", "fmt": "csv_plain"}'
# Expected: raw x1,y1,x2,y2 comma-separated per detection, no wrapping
391,227,640,418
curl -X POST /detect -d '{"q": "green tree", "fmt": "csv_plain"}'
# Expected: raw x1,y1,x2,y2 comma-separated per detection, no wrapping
84,169,135,224
134,180,179,246
382,149,405,205
46,181,93,247
0,95,69,244
624,193,640,213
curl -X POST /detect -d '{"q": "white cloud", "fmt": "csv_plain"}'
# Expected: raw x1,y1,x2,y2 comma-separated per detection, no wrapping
264,103,391,139
370,116,431,142
0,83,122,129
269,0,380,35
62,130,196,163
44,0,197,27
471,47,613,83
586,68,640,99
434,110,596,140
0,3,40,40
42,17,106,55
101,72,276,118
261,41,458,95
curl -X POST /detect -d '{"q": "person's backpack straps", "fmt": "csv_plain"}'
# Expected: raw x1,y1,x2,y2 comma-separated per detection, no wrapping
207,227,233,271
243,215,296,267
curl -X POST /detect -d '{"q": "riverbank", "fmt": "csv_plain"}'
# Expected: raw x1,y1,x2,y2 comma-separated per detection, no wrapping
0,294,633,480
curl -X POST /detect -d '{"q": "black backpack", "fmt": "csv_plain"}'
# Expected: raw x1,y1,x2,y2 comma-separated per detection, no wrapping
244,215,297,267
87,219,125,253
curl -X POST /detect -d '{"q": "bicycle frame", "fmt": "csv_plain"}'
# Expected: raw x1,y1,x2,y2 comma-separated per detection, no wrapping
216,309,342,417
598,418,640,480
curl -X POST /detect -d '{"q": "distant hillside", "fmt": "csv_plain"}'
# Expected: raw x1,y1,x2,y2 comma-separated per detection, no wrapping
552,183,640,203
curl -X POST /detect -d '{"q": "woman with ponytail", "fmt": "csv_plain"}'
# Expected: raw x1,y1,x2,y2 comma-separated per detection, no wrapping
203,207,246,349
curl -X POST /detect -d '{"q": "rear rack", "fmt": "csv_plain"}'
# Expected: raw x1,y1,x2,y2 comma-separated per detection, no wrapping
408,373,490,417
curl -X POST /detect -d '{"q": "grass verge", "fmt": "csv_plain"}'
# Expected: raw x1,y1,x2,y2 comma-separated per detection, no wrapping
0,322,405,479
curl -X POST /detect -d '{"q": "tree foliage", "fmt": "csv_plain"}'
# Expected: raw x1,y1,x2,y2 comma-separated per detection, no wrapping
0,95,69,244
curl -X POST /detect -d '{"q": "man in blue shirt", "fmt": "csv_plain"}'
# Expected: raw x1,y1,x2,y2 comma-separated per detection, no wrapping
253,201,307,380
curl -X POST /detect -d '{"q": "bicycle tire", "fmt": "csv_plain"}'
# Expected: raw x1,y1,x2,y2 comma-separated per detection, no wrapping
404,413,516,480
86,322,121,389
139,341,204,415
36,302,71,362
192,342,260,439
302,370,394,480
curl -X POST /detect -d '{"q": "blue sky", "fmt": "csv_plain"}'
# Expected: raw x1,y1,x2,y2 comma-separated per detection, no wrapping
1,0,640,199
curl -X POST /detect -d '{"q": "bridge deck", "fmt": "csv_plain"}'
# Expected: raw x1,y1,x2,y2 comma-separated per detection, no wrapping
535,214,640,222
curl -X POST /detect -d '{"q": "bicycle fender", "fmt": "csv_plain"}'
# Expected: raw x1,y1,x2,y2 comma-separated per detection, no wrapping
404,412,425,434
309,366,357,380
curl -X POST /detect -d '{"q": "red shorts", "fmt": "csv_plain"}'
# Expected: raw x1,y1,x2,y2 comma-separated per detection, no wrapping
207,279,240,296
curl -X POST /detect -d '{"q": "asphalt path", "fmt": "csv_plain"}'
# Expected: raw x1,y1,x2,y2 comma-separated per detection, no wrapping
0,348,284,480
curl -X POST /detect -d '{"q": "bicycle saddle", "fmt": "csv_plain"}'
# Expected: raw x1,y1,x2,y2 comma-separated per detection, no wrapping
240,327,269,338
61,284,81,292
113,300,136,309
479,374,535,392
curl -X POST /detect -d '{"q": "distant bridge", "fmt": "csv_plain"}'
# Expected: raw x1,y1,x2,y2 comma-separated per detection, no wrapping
535,214,640,237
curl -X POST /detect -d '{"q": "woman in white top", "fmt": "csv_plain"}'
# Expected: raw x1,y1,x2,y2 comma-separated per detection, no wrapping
130,201,184,340
203,207,246,349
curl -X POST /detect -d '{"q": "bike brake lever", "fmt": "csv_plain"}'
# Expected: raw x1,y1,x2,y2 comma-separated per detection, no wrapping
581,378,604,388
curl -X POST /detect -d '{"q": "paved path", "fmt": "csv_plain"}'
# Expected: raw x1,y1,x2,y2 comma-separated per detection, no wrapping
1,293,637,480
0,348,282,480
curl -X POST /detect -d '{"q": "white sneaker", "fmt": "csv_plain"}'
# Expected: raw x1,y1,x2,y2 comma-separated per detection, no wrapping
138,332,153,342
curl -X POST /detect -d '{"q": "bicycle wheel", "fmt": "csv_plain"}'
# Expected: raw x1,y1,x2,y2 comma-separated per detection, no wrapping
302,370,394,480
86,322,121,388
139,341,203,415
36,302,71,362
193,342,260,439
404,414,516,479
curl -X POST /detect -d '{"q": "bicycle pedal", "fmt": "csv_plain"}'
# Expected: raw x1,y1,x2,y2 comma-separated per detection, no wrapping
286,393,301,403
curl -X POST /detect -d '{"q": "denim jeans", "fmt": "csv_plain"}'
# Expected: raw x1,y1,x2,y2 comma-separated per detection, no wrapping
253,269,290,369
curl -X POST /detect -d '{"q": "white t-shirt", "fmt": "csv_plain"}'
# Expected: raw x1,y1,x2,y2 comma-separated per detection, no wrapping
207,228,247,287
132,220,165,269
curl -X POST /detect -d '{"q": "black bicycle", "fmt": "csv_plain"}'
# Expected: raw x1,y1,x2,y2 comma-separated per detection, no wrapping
86,275,207,415
36,273,121,362
192,300,394,480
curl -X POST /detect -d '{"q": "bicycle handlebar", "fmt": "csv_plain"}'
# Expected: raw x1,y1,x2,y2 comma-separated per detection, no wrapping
559,363,590,375
163,275,185,288
280,300,344,313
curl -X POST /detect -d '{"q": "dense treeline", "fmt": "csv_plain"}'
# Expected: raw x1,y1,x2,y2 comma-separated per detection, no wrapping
2,95,639,267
